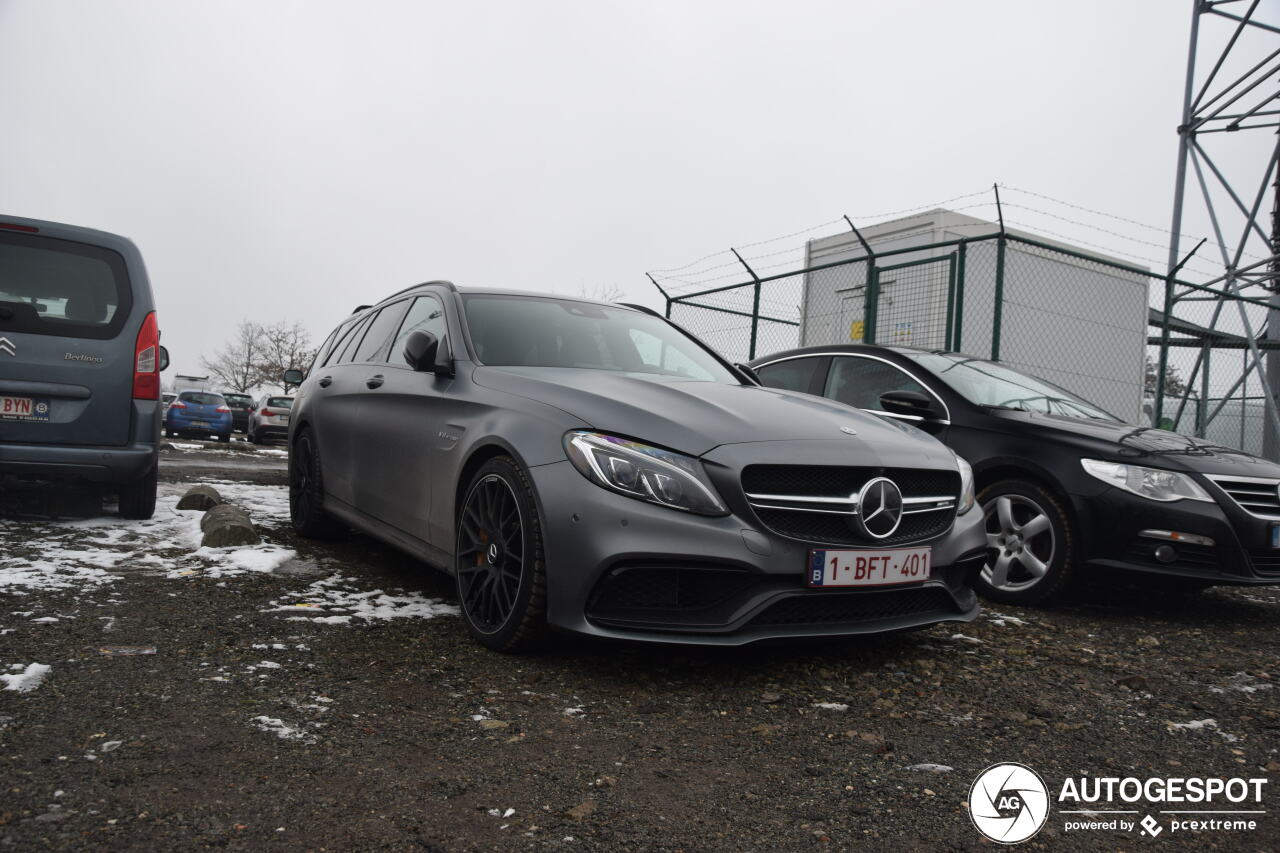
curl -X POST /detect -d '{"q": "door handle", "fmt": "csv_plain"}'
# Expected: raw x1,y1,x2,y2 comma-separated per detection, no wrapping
318,376,332,388
366,374,384,389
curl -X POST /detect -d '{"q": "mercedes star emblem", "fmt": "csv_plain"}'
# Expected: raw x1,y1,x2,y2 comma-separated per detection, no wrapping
853,477,904,539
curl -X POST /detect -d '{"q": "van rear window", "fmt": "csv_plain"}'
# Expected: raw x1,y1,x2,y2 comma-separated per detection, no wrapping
0,231,133,340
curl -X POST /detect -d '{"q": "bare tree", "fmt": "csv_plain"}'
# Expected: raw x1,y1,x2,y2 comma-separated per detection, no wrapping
578,283,625,303
200,320,266,393
252,321,314,391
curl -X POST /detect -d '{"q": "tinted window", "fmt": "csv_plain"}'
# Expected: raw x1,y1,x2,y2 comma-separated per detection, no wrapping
179,392,225,406
309,328,340,373
462,295,737,383
322,318,363,367
824,357,928,410
353,301,411,364
334,315,374,365
265,397,293,409
390,295,448,366
0,231,133,340
757,358,821,394
223,394,252,407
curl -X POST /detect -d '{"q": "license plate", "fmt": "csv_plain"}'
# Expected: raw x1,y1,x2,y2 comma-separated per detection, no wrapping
0,395,50,422
278,414,289,423
191,420,211,428
808,547,932,588
1272,524,1280,549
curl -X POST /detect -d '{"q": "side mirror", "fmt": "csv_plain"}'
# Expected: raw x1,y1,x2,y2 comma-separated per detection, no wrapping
879,389,943,420
158,346,170,372
283,368,305,386
405,330,455,377
734,362,761,385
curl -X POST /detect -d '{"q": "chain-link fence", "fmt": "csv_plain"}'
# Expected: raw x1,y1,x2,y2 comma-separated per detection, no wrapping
652,228,1279,459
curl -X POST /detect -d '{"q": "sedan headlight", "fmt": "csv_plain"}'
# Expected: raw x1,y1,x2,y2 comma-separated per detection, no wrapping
1080,459,1213,503
956,455,976,514
565,431,728,515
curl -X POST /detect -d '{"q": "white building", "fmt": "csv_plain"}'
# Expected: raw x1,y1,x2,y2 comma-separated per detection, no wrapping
799,209,1150,423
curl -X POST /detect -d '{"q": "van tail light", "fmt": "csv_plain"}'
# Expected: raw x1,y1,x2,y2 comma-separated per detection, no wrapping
132,311,161,400
171,401,187,410
216,405,231,413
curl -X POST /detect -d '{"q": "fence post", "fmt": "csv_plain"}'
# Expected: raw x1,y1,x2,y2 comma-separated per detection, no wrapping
646,273,674,319
944,254,957,351
991,235,1006,361
953,241,967,352
1155,273,1175,426
991,185,1006,361
730,249,763,359
843,216,877,344
1198,341,1211,437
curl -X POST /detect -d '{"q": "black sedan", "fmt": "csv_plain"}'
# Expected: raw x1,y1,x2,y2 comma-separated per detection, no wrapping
750,344,1280,605
284,287,986,651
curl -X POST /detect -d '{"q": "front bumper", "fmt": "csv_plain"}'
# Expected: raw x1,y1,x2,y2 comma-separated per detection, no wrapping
1073,487,1280,585
528,460,985,646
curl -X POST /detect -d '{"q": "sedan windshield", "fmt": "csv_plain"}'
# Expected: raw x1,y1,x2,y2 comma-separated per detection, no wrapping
899,351,1119,421
462,294,738,383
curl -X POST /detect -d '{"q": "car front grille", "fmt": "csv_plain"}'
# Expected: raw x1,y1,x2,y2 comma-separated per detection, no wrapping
587,564,758,616
1206,475,1280,518
741,465,959,547
748,587,957,627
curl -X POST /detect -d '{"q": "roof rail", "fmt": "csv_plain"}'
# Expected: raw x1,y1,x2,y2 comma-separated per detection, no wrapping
618,302,663,318
350,304,372,314
388,279,457,300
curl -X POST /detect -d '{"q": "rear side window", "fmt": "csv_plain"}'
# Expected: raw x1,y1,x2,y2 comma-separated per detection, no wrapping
757,358,822,394
352,300,411,364
824,357,929,410
179,392,225,405
332,315,374,366
0,231,134,340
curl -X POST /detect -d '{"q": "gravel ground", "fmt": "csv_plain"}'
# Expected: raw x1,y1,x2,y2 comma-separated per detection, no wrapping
1,443,1277,851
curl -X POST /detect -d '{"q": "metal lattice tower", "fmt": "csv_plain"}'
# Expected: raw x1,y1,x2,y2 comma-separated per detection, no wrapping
1160,0,1280,454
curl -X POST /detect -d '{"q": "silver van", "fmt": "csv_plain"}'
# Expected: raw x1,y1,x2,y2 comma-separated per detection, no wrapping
0,215,168,518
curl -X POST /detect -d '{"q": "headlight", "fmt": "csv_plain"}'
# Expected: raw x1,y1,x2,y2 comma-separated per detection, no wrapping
956,455,975,514
1080,459,1213,503
564,431,728,515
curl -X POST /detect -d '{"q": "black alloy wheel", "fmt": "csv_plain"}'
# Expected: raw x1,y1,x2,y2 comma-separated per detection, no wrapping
455,456,547,652
290,430,337,538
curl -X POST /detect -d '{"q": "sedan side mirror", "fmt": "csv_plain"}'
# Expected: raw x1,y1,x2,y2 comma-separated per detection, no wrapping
283,368,305,386
879,389,943,420
405,330,455,377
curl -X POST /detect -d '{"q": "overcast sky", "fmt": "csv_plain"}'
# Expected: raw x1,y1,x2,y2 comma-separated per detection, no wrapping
1,1,1272,381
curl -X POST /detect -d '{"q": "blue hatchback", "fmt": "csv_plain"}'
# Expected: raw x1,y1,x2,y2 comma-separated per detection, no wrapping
164,390,232,442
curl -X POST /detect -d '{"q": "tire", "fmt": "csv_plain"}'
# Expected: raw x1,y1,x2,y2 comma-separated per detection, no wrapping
218,432,231,443
289,429,337,538
250,429,259,445
118,464,158,520
455,456,548,653
975,479,1074,606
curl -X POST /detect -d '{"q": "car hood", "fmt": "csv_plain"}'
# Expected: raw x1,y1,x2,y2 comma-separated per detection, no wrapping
988,409,1280,477
474,367,950,458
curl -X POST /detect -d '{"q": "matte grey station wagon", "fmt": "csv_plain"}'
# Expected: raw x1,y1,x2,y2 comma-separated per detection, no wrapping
0,215,167,518
286,282,987,651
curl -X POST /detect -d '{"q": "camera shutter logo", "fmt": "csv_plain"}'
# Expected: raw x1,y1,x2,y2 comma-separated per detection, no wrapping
969,763,1050,844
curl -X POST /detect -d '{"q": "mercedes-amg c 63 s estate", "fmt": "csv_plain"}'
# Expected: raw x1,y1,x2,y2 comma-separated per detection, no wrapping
284,283,987,651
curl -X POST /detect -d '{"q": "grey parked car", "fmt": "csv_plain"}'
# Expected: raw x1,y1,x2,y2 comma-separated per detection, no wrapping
285,283,986,651
0,214,168,518
249,395,292,444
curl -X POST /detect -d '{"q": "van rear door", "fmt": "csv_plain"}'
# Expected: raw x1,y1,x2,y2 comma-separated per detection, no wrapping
0,230,136,447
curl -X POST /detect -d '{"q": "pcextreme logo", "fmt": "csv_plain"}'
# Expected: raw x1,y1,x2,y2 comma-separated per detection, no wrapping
968,763,1270,843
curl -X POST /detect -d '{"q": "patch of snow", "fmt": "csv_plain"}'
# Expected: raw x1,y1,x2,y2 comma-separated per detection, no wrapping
812,702,849,711
986,612,1028,627
31,616,59,623
250,715,314,742
563,707,585,718
950,633,983,645
267,574,458,624
906,763,953,773
2,663,51,693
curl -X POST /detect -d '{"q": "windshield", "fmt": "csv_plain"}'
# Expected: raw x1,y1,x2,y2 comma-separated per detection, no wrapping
899,352,1120,421
461,295,738,383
